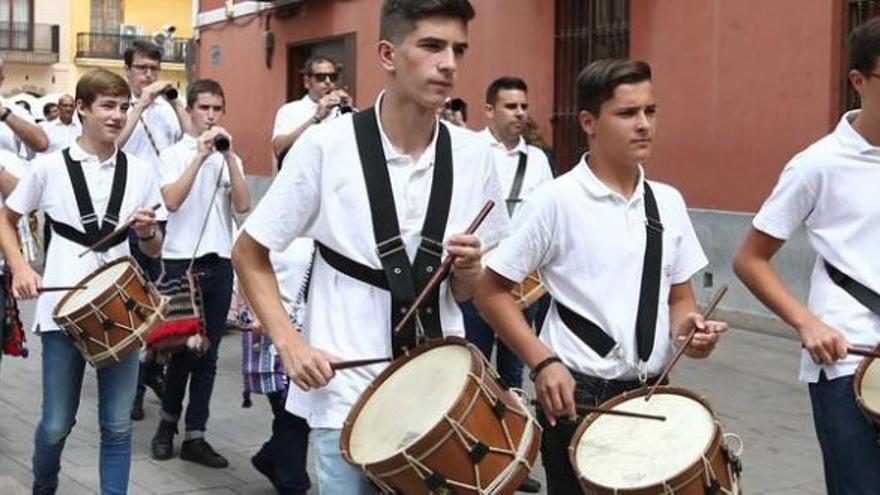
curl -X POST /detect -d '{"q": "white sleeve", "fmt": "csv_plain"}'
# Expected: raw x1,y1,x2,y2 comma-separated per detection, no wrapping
271,105,290,140
6,156,48,215
158,146,183,187
474,146,510,251
486,191,553,284
752,161,816,241
668,191,708,284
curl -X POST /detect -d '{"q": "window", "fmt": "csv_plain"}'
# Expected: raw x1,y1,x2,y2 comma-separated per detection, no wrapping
552,0,629,172
90,0,124,34
287,34,357,103
0,0,33,50
843,0,880,112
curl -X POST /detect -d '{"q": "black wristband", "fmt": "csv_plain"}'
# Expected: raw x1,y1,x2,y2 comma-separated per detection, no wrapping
529,356,563,381
0,107,12,122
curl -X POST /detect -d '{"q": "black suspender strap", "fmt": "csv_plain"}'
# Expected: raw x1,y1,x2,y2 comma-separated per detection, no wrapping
63,148,100,236
350,107,454,356
825,261,880,316
505,151,528,216
555,181,663,363
316,243,388,290
635,182,663,363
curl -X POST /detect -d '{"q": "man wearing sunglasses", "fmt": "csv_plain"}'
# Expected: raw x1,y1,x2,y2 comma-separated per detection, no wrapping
271,56,352,162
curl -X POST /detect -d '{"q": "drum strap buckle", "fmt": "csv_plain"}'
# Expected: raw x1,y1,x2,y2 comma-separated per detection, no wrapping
638,360,649,385
376,235,405,259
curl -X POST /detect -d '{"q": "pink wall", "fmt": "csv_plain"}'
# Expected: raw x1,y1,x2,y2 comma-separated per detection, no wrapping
631,0,843,212
196,0,555,176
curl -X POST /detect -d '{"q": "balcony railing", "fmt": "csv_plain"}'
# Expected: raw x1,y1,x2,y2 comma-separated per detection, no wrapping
76,33,191,65
0,22,59,64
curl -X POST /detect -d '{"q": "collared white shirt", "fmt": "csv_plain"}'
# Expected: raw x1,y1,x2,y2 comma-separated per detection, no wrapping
272,94,343,140
0,149,27,266
486,158,707,380
753,110,880,383
40,119,82,155
159,134,244,260
6,141,161,333
0,98,37,154
123,96,182,172
478,127,553,218
244,93,509,428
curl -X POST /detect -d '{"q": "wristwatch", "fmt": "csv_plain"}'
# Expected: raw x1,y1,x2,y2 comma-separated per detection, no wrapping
311,115,321,124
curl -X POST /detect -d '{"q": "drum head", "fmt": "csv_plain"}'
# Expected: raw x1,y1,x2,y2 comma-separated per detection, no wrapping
860,358,880,417
347,344,473,464
575,391,716,489
55,260,131,317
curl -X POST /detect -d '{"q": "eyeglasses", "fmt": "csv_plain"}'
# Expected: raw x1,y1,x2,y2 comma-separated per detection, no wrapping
310,72,339,83
130,63,160,73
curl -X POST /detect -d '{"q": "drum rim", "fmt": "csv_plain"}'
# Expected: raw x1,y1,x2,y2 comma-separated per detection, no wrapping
853,342,880,420
52,256,138,318
340,336,483,467
567,385,723,492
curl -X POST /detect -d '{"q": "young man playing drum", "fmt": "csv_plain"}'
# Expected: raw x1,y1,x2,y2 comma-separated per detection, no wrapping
733,18,880,494
473,59,727,494
233,1,509,492
149,79,250,468
0,69,162,495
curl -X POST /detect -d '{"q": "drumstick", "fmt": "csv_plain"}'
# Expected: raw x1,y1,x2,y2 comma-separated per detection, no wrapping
330,357,393,371
529,399,665,421
848,347,880,360
77,203,162,258
393,200,496,334
644,285,728,401
37,285,88,293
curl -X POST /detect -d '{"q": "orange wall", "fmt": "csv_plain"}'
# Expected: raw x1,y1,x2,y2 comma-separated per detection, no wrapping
196,0,555,175
631,0,843,212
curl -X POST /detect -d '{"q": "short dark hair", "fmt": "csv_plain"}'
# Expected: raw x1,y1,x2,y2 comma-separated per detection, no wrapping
380,0,475,43
76,69,131,110
485,76,527,105
445,97,467,121
187,79,225,108
302,55,338,75
42,102,57,116
850,16,880,74
576,59,652,115
123,40,162,67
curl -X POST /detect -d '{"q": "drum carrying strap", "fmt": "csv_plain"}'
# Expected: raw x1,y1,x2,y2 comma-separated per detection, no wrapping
555,182,663,363
505,151,528,216
825,261,880,315
46,148,128,251
316,107,453,357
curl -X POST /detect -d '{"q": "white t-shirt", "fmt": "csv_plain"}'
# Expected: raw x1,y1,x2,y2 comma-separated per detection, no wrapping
6,141,162,333
243,95,510,428
478,127,553,218
753,110,880,383
123,96,182,172
159,134,243,260
40,119,82,155
272,93,343,141
0,98,38,154
0,149,27,266
486,158,708,380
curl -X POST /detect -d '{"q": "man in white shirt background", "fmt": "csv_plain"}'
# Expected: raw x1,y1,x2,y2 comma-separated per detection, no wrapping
40,95,81,155
41,102,58,123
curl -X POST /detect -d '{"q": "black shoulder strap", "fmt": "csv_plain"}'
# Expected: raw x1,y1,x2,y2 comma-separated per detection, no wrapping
506,151,528,216
352,107,453,356
62,148,99,235
635,182,663,362
825,261,880,315
100,151,128,235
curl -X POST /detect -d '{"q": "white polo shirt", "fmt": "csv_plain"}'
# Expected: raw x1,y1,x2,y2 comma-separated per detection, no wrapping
244,94,510,428
123,96,182,171
0,149,27,266
0,98,37,154
6,141,161,333
486,158,707,380
272,93,343,141
159,134,244,260
40,119,82,155
753,110,880,383
478,127,553,218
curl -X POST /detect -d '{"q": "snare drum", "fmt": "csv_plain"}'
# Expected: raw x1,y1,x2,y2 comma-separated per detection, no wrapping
854,343,880,424
510,271,547,310
341,337,541,494
569,386,740,494
52,257,168,368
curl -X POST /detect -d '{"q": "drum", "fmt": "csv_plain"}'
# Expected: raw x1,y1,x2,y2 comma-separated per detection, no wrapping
341,337,541,494
52,257,168,368
569,386,741,494
510,271,547,310
853,343,880,424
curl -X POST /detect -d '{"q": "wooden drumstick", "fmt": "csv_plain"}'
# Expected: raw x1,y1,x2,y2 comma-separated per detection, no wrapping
37,285,88,293
529,399,666,421
644,285,728,401
848,347,880,360
331,357,393,371
393,200,496,334
77,203,162,258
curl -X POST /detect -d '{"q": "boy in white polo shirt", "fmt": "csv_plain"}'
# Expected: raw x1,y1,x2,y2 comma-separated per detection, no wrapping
233,1,509,493
733,18,880,494
474,59,727,494
0,69,162,495
149,79,251,468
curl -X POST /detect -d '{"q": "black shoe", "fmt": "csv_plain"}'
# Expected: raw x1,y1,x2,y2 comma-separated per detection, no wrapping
251,449,274,482
130,400,145,421
517,475,541,493
180,438,229,468
150,420,177,460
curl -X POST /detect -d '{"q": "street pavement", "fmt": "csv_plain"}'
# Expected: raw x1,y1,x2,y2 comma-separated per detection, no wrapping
0,299,826,494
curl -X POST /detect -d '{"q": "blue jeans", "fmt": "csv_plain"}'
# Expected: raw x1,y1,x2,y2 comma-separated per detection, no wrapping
460,300,539,389
311,428,373,495
33,332,139,495
160,256,233,433
809,372,880,494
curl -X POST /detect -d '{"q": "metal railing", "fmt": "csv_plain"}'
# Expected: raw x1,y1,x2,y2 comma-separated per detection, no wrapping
0,22,59,64
76,32,191,65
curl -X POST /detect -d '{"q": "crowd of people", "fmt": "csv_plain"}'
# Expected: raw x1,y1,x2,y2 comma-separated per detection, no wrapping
0,0,879,494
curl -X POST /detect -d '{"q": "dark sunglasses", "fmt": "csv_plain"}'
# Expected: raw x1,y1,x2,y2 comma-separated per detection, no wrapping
310,72,339,83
